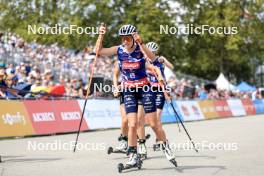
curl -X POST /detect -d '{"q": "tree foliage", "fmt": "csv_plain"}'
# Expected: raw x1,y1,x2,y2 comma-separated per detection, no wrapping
0,0,263,84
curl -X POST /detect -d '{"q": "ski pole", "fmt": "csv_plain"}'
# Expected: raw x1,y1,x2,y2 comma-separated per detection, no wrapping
168,100,198,153
73,23,105,153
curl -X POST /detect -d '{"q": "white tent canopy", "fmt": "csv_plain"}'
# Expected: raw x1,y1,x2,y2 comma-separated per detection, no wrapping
215,73,235,91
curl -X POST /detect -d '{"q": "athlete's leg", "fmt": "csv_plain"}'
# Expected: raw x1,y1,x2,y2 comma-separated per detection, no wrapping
137,104,145,140
141,86,165,141
156,91,167,141
155,91,175,161
120,104,128,137
123,88,139,165
137,104,147,157
115,103,128,152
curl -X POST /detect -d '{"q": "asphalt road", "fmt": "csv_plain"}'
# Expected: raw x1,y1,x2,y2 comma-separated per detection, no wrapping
0,115,264,176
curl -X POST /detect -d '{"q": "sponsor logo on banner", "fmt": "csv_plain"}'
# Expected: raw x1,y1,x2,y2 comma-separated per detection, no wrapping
214,100,232,118
192,105,200,116
78,99,121,130
181,105,190,116
0,101,34,137
241,99,256,115
61,112,81,120
198,100,220,119
33,112,55,122
226,99,246,116
176,101,204,121
24,100,88,135
2,112,26,125
52,100,88,132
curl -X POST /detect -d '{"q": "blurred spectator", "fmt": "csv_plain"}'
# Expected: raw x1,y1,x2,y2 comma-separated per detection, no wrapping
2,74,19,99
198,86,208,100
0,32,261,100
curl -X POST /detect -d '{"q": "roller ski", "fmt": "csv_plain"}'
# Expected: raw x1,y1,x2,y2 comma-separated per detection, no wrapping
117,153,142,173
107,135,128,155
138,139,147,160
162,141,178,167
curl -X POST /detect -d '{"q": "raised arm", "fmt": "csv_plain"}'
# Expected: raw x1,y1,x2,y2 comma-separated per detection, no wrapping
96,24,118,57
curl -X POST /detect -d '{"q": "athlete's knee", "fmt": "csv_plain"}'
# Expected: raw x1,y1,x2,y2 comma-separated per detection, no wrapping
122,118,128,124
128,121,137,128
149,122,158,131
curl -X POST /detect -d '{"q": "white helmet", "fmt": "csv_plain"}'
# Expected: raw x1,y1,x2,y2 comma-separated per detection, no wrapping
118,24,136,36
146,42,159,52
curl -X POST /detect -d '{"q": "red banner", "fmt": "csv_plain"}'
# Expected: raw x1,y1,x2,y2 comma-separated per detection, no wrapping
241,99,256,115
23,100,88,135
213,100,232,118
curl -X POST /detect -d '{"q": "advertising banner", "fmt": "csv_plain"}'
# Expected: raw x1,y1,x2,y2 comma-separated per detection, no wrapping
253,99,264,114
175,100,204,121
77,99,121,130
0,100,34,137
161,101,183,123
51,100,89,132
226,99,246,116
213,100,232,118
24,100,88,134
241,99,256,115
198,100,219,119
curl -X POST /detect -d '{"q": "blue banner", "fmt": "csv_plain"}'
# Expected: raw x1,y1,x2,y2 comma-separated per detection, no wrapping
161,100,183,123
253,99,264,114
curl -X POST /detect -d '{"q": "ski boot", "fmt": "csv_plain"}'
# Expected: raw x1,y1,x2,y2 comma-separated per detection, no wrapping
162,141,177,167
138,139,147,160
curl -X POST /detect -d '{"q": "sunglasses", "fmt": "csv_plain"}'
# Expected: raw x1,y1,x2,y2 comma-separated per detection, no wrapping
121,36,133,42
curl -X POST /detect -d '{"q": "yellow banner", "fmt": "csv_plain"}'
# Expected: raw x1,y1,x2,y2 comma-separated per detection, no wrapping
0,100,35,137
198,100,219,119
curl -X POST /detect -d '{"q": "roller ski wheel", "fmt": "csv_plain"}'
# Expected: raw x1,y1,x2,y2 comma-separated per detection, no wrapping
117,156,143,173
170,158,178,167
0,156,2,163
107,147,113,154
107,147,127,155
118,163,124,173
153,143,161,152
137,159,142,169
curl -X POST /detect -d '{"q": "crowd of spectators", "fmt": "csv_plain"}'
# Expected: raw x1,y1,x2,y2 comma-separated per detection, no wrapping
166,76,262,100
0,32,262,100
0,32,113,99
